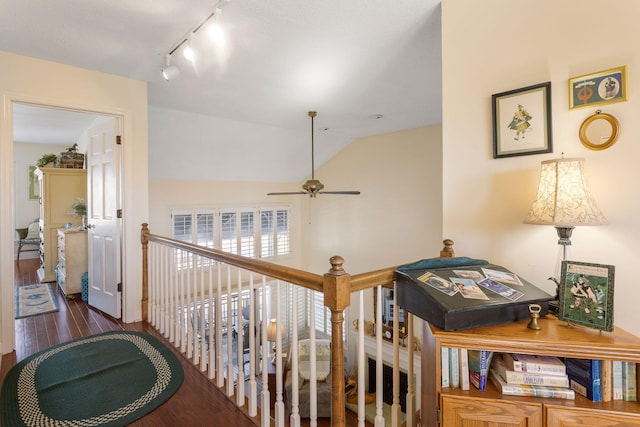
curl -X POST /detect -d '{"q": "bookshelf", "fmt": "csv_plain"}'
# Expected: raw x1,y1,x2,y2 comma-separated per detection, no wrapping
421,315,640,426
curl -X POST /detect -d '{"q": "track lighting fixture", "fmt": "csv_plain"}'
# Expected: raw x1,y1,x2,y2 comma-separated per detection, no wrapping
160,0,231,80
161,54,180,81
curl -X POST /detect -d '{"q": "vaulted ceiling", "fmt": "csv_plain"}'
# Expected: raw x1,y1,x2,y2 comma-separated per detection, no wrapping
3,0,442,180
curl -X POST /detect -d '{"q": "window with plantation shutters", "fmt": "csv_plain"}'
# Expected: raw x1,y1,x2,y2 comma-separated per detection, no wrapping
260,208,290,258
171,206,291,263
172,209,215,268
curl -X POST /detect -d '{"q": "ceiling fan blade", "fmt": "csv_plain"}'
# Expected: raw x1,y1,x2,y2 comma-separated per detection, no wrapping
318,191,361,195
267,191,308,196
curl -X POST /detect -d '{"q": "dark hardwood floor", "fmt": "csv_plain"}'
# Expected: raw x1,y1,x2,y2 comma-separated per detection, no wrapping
2,259,364,427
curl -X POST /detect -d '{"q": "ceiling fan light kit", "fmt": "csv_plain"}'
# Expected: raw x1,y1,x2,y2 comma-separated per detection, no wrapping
268,111,361,198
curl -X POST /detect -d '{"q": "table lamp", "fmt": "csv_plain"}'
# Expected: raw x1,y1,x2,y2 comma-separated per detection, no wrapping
267,318,285,364
523,157,607,305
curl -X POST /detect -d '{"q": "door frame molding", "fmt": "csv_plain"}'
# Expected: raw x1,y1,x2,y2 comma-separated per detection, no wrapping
1,93,129,354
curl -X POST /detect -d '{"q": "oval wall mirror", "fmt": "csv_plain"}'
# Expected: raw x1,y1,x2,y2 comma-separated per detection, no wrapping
579,110,620,150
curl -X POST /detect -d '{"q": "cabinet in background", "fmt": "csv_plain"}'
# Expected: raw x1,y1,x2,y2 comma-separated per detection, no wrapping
34,167,86,283
57,229,88,296
421,315,640,426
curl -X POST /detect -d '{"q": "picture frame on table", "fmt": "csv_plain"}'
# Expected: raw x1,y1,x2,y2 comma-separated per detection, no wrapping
569,66,627,110
492,82,552,159
557,260,614,332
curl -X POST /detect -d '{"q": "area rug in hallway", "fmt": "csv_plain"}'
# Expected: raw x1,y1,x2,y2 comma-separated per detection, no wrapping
1,331,184,427
15,283,59,319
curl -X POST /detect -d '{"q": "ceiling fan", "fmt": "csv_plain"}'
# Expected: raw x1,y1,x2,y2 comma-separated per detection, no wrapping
267,111,361,198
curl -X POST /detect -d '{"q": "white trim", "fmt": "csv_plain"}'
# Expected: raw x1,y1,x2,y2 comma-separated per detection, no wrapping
1,92,136,353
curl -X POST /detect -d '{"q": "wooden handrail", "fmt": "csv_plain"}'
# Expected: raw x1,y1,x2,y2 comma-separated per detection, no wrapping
141,224,324,293
140,223,452,427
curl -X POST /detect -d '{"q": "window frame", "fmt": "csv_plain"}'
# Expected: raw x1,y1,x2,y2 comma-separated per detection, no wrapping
170,205,291,261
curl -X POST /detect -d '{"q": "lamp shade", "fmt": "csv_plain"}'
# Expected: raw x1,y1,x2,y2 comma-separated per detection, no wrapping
523,158,607,226
267,318,283,342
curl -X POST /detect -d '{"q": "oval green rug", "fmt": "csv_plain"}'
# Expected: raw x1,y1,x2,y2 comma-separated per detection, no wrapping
1,331,184,427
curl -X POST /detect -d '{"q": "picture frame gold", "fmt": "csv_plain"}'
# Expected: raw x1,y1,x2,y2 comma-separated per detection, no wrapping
569,66,627,109
557,260,614,332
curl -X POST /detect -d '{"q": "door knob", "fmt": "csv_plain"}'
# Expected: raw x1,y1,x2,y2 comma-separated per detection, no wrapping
85,223,95,229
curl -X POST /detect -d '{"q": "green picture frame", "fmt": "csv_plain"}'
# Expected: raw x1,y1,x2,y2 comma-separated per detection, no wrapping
28,165,39,200
557,260,614,332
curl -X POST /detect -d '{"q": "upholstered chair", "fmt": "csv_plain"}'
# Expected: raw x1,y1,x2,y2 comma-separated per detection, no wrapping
285,338,332,418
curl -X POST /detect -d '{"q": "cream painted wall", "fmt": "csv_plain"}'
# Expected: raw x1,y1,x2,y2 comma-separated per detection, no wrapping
304,125,443,275
148,179,305,269
303,125,443,374
441,0,640,336
0,51,149,354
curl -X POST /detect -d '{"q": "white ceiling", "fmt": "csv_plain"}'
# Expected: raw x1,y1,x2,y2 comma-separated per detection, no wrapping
3,0,442,178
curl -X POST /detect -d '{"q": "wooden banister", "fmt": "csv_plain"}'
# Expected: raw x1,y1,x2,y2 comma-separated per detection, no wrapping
141,223,456,427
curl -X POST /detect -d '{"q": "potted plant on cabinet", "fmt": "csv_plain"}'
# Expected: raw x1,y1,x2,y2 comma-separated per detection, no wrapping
36,153,59,168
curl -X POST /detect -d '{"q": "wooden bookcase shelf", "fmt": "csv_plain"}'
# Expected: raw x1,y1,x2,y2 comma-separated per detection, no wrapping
421,315,640,426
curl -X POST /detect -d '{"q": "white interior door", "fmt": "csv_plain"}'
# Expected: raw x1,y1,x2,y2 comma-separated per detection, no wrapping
86,117,121,318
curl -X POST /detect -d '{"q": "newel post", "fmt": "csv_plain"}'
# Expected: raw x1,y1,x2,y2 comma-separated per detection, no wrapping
323,256,351,427
141,223,150,322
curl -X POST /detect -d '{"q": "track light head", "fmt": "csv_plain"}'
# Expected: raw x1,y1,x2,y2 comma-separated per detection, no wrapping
162,54,180,81
162,65,180,81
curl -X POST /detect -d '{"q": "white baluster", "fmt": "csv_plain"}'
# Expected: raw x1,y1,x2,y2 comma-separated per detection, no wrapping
261,276,270,427
236,268,245,406
309,289,317,427
216,262,224,387
208,260,215,380
392,284,401,427
179,250,186,353
406,312,415,427
274,281,284,427
247,273,257,416
375,285,384,427
226,265,234,396
357,290,366,427
289,285,300,427
200,258,207,371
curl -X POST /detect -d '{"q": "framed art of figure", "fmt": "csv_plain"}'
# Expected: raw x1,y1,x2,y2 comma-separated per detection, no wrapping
569,66,627,110
557,260,614,332
492,82,553,159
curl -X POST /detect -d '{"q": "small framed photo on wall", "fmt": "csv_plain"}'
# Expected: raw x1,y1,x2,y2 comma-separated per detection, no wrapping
557,260,615,332
569,66,627,109
492,82,553,159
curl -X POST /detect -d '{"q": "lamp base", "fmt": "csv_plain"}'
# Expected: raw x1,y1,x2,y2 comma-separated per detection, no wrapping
549,225,575,315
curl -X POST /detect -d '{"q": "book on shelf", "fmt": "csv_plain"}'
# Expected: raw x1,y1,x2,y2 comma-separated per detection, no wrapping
601,359,612,402
450,347,460,388
566,358,602,402
468,350,494,391
459,348,470,391
612,360,623,400
622,361,637,402
489,370,575,400
441,347,450,388
501,353,566,376
491,354,569,387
